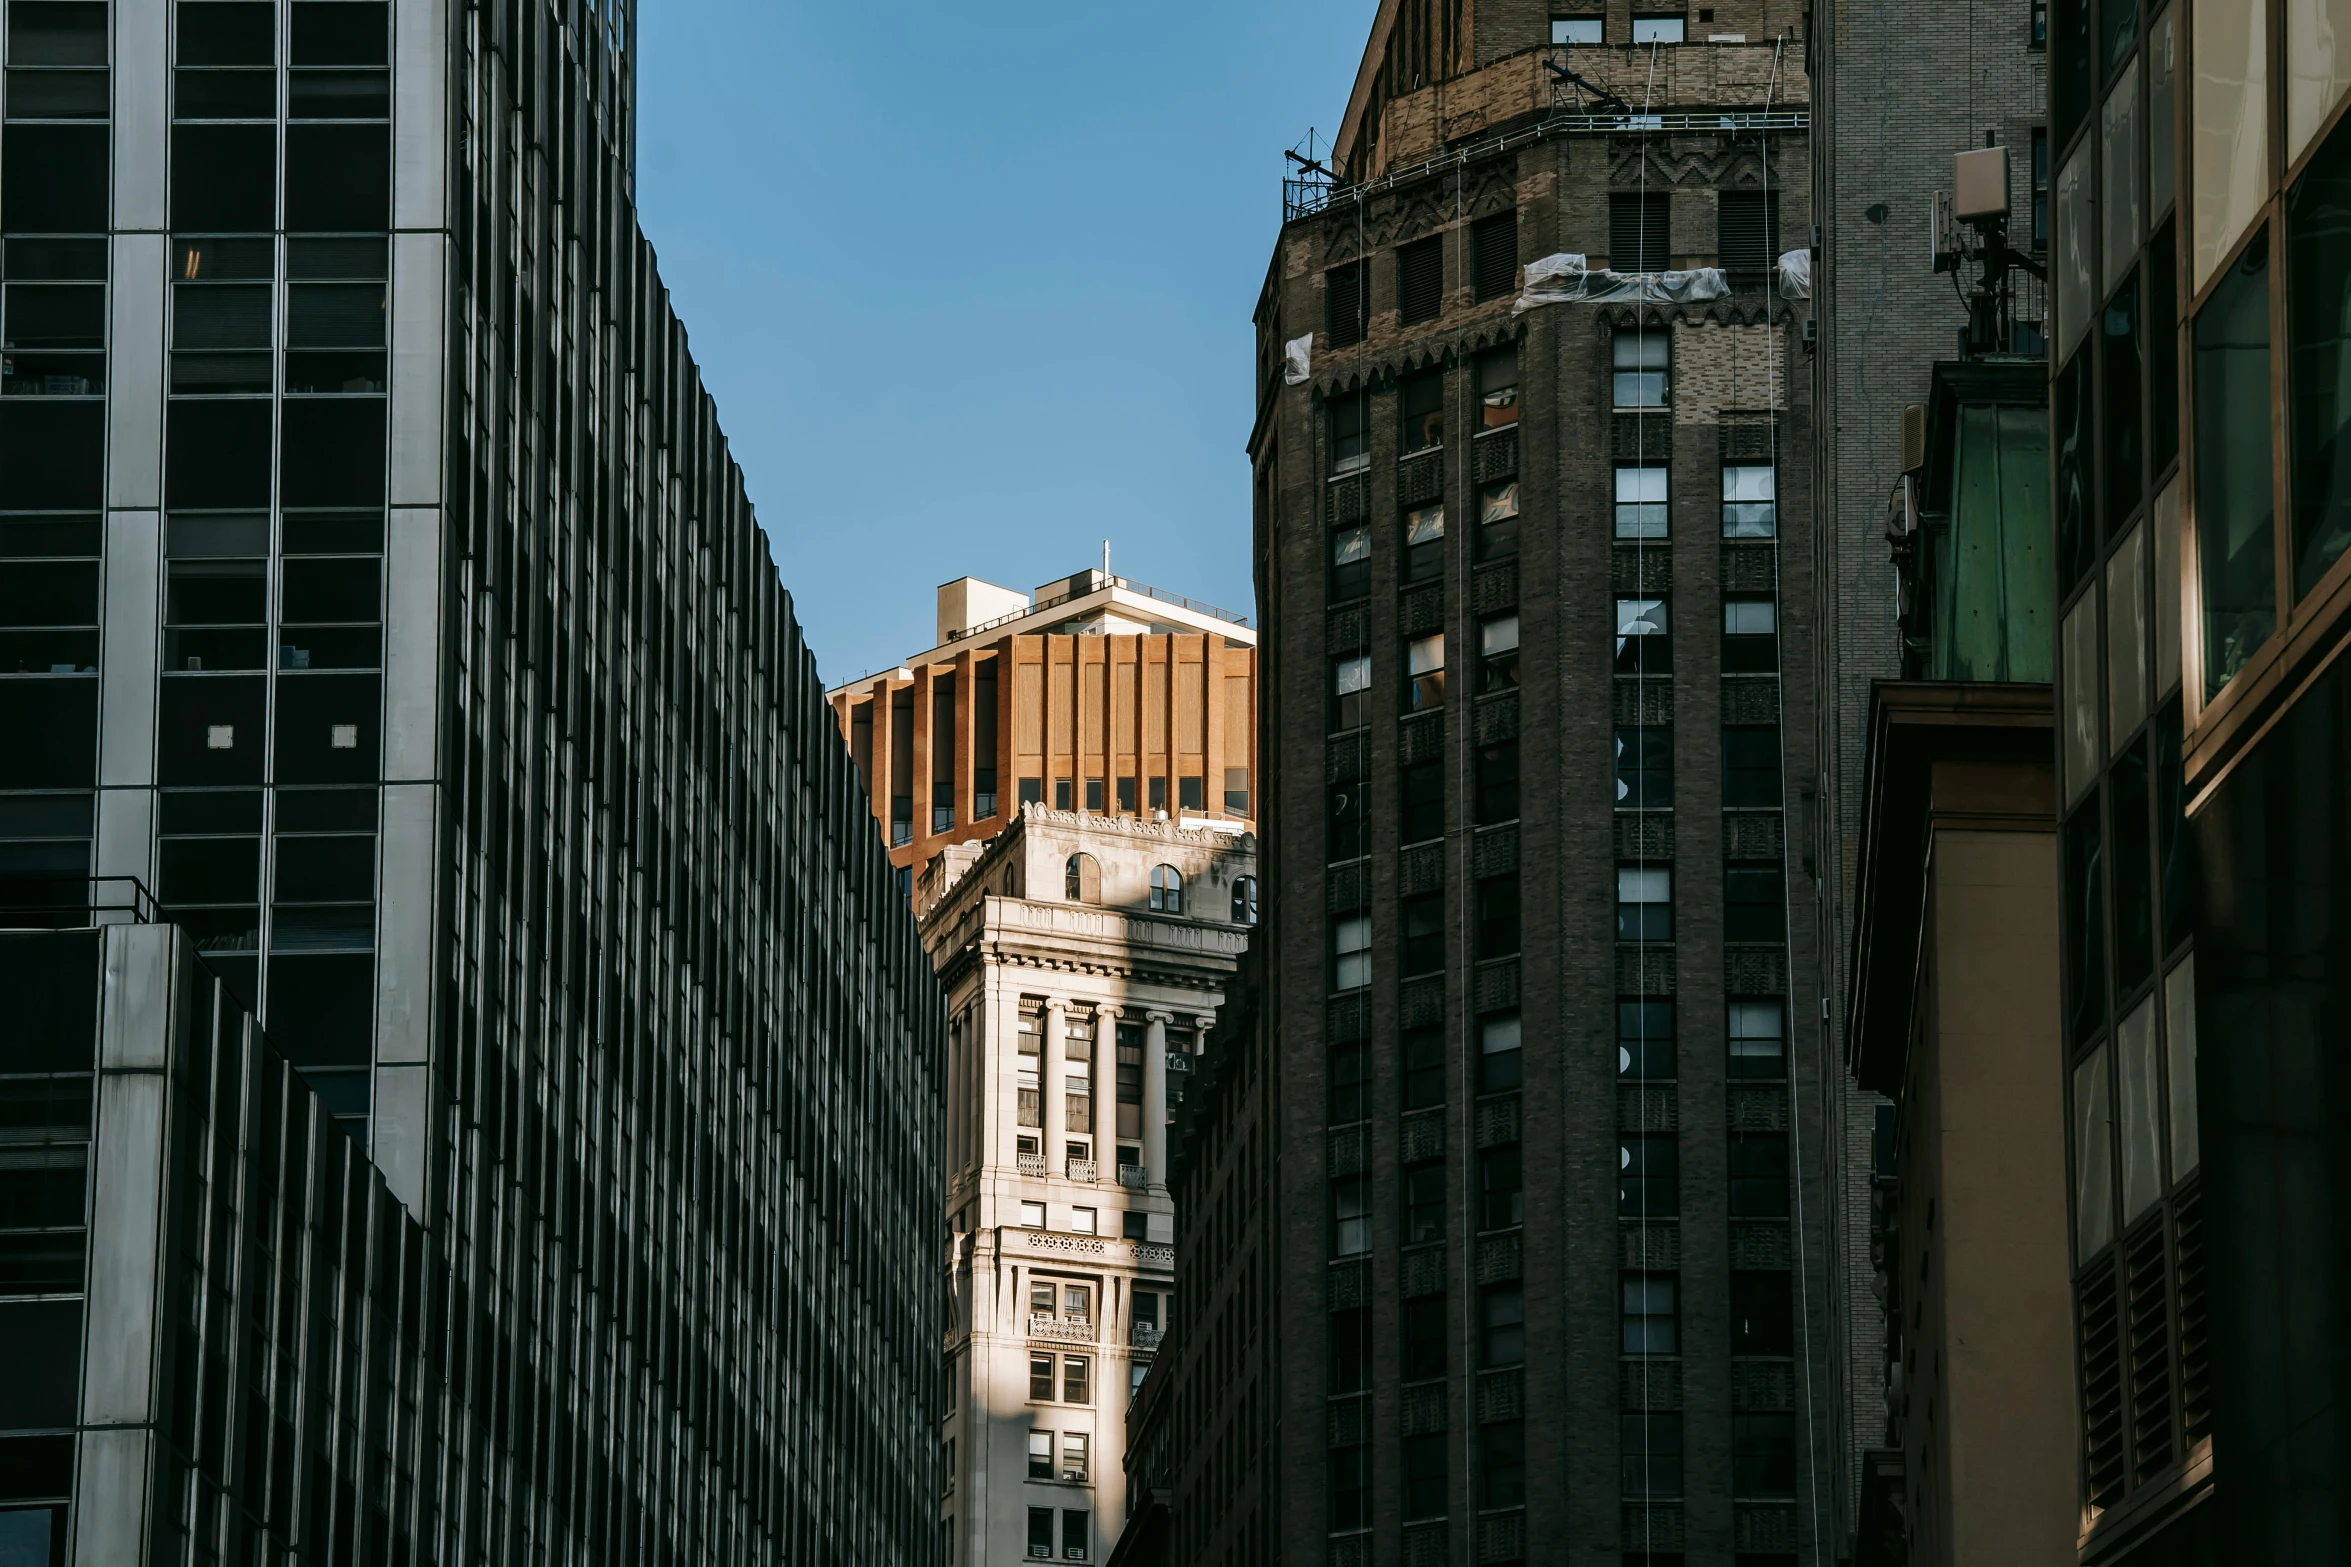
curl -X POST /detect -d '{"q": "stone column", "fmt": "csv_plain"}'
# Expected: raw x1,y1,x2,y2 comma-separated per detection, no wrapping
1090,1005,1118,1171
1042,996,1068,1167
1144,1010,1172,1188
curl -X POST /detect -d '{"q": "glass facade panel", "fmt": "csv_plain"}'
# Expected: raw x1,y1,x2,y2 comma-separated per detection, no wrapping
2116,995,2164,1222
2058,141,2095,358
2286,120,2351,597
2062,589,2103,805
2193,228,2277,699
2191,0,2270,289
2154,477,2183,695
2164,955,2200,1177
2103,60,2143,294
2287,0,2351,163
2106,521,2149,749
2074,1043,2116,1263
2149,7,2178,217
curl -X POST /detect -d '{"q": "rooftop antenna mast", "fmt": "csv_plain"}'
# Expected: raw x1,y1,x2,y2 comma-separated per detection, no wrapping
1932,140,2048,357
1284,129,1334,220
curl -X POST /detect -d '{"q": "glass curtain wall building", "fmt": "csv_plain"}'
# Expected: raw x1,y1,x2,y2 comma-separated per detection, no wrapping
2052,0,2351,1561
0,1,946,1563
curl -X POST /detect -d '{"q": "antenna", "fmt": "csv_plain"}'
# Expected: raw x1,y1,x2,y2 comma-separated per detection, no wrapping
1937,145,2048,357
1284,129,1334,221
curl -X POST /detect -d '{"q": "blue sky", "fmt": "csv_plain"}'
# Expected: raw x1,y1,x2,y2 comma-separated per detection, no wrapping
633,1,1371,686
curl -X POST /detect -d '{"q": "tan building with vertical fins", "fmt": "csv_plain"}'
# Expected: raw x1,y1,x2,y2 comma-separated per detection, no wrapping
828,569,1258,897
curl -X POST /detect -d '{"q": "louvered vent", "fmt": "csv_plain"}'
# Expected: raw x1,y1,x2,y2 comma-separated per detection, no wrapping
1472,210,1518,301
1717,190,1782,274
1610,192,1671,272
1399,235,1443,324
2125,1217,2174,1481
1326,261,1368,348
2079,1258,2126,1509
2175,1186,2211,1444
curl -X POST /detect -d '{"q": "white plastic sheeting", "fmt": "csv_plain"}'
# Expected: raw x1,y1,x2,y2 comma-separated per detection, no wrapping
1513,253,1731,312
1284,334,1314,385
1775,248,1812,300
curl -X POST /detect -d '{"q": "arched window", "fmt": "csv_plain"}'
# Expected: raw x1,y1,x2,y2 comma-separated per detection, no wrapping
1150,864,1184,914
1065,853,1101,904
1231,875,1260,926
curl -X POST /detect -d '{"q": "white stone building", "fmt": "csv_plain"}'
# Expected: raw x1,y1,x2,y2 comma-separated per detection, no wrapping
921,807,1256,1565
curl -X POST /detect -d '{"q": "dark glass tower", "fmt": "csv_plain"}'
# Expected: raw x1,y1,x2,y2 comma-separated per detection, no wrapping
0,2,945,1562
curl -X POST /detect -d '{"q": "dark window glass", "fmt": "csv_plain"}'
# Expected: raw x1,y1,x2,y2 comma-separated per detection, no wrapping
1731,1270,1794,1355
1403,501,1446,582
2103,269,2143,531
2149,218,2180,476
2155,700,2189,952
1476,739,1519,824
177,2,276,65
1401,370,1444,452
1331,1174,1370,1255
156,674,264,786
1621,1273,1677,1354
4,282,104,347
1480,1284,1524,1367
174,68,275,118
1723,595,1780,671
2109,739,2154,996
1723,726,1784,807
287,67,388,119
1620,1411,1683,1498
11,3,108,65
2064,798,2106,1043
2054,348,2093,596
1402,758,1443,843
1479,1144,1523,1229
0,561,97,629
1027,1507,1053,1553
263,951,372,1066
2051,0,2089,149
158,835,260,906
1399,234,1443,324
1615,596,1670,675
281,399,386,508
1330,394,1369,471
0,681,96,789
1403,1432,1449,1520
1404,1160,1445,1245
1734,1413,1797,1499
284,124,390,232
280,557,380,624
1478,1012,1522,1092
1616,727,1673,808
2194,226,2275,697
0,1300,82,1428
1717,189,1781,274
165,400,273,509
1,126,106,232
1017,777,1042,807
1472,209,1518,301
289,1,387,65
1480,1420,1526,1508
1331,522,1369,599
1401,893,1445,977
1329,1445,1368,1530
0,402,103,508
1728,1000,1786,1080
169,124,277,231
0,931,97,1071
1617,864,1672,942
1403,1022,1444,1110
1178,774,1203,811
2098,0,2134,79
1618,999,1674,1079
2288,133,2351,596
1611,192,1671,272
1725,863,1786,943
1329,1306,1370,1392
1029,1353,1054,1401
1327,780,1368,860
1620,1134,1678,1217
1477,478,1521,558
1402,1295,1447,1381
1729,1132,1789,1217
1477,872,1520,958
273,672,377,784
1479,346,1519,428
1326,261,1368,349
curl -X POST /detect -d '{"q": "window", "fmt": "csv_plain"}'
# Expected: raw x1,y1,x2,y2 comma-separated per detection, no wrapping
1478,479,1522,558
1332,1174,1371,1255
1331,522,1370,599
1060,1432,1090,1483
1620,1134,1679,1217
1326,260,1368,349
2031,126,2051,248
1085,778,1105,812
1622,1274,1679,1354
1330,1444,1369,1531
1148,864,1183,913
1631,16,1687,43
1122,1209,1145,1240
1619,999,1674,1079
1329,1305,1371,1392
1480,612,1521,691
1405,633,1446,710
1616,465,1670,537
1179,774,1204,812
1404,1160,1446,1244
1621,1411,1684,1497
1617,865,1673,940
1224,765,1249,814
1401,370,1445,452
1069,1206,1097,1235
1333,914,1371,990
2289,128,2351,598
1476,740,1520,824
1722,464,1777,537
1061,1355,1090,1405
2104,270,2145,533
1401,892,1445,976
1729,1132,1789,1216
1029,1429,1054,1479
1731,1270,1793,1355
1717,189,1782,274
1479,1143,1523,1228
1030,1354,1056,1402
1404,1022,1445,1110
1055,779,1074,810
1029,1508,1055,1559
1402,758,1443,843
1479,1011,1523,1091
1403,1295,1448,1380
1616,728,1673,808
2032,0,2049,48
1615,597,1670,676
1403,1432,1450,1520
1329,1040,1370,1123
1064,853,1100,904
1147,776,1166,812
1403,502,1446,582
1734,1413,1796,1499
1020,1201,1047,1228
1725,863,1786,942
1329,780,1368,860
1477,872,1521,957
1479,346,1520,428
1481,1418,1527,1507
1480,1284,1525,1366
1472,209,1519,301
1114,776,1136,814
1614,330,1669,407
1611,192,1672,272
1331,393,1370,472
1399,233,1444,325
1728,1001,1785,1080
1231,875,1259,925
1722,726,1784,807
1332,653,1371,729
1723,596,1779,671
1552,16,1605,44
1062,1509,1088,1560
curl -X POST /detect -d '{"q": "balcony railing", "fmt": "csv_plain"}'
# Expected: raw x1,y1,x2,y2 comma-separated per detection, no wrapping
1118,1163,1148,1188
1065,1158,1098,1182
1132,1323,1165,1350
1028,1314,1097,1345
1016,1153,1047,1177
